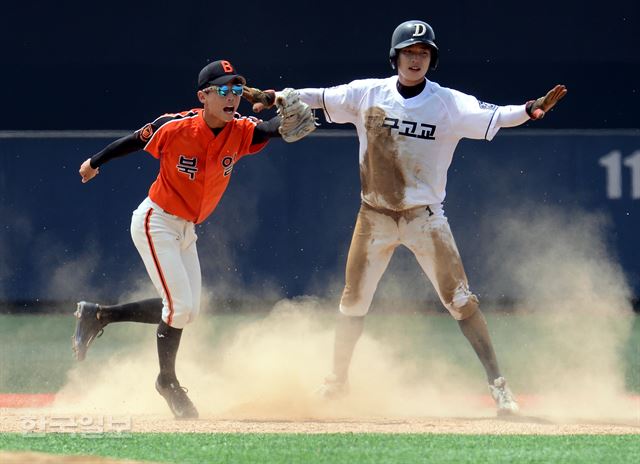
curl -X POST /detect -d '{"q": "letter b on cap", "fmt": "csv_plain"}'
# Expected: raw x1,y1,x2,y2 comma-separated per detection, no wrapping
413,24,426,36
221,60,234,73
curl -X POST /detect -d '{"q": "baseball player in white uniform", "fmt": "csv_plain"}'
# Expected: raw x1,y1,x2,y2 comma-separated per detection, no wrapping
295,20,567,414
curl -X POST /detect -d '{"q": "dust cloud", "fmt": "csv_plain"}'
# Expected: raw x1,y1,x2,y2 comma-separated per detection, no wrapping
46,204,637,424
53,296,487,420
46,249,104,301
481,204,636,420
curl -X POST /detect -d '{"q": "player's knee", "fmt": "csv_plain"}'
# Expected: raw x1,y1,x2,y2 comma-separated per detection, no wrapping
186,305,200,324
452,296,479,320
164,313,188,329
446,285,479,321
165,302,199,329
186,293,201,324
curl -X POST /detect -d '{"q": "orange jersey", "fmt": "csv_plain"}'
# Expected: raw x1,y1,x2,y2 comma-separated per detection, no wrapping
140,109,268,223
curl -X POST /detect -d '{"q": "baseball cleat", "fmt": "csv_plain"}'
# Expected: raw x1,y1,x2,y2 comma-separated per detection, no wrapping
489,376,519,415
72,301,107,361
155,376,199,420
315,373,349,399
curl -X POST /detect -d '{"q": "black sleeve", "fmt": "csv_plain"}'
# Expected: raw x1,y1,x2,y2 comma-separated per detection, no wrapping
252,115,282,145
89,113,183,168
89,132,146,168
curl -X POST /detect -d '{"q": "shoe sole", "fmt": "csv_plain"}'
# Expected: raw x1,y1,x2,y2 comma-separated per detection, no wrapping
72,302,87,361
72,301,101,362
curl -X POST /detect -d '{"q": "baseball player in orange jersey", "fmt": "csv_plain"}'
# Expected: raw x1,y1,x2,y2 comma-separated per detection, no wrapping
72,60,296,419
282,20,566,414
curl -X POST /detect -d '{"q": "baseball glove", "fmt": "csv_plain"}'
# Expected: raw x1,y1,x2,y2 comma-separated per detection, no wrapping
242,86,276,113
526,84,567,120
275,88,318,142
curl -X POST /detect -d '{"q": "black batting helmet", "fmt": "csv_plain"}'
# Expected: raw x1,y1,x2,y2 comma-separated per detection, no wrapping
389,20,439,70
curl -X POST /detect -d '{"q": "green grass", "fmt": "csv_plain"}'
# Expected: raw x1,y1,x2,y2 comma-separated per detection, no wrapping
1,311,639,393
0,433,638,464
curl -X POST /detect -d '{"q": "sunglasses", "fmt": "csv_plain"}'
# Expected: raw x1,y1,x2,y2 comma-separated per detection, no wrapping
207,84,244,97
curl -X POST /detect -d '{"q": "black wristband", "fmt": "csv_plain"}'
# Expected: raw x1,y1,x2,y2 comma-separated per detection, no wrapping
525,100,535,118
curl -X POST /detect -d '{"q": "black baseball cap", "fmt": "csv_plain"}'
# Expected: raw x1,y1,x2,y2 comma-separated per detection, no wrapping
197,60,246,90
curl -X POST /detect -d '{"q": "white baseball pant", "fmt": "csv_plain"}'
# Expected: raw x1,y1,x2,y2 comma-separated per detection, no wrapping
340,201,479,320
130,197,201,329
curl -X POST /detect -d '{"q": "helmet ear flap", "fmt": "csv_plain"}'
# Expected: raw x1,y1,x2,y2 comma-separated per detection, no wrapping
389,48,398,70
429,49,439,70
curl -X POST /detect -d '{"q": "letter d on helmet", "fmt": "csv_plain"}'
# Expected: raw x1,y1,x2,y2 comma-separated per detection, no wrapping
389,20,439,70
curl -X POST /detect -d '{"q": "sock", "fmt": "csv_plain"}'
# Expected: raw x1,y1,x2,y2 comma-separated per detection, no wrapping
157,320,183,386
98,298,163,324
457,310,501,382
333,314,365,383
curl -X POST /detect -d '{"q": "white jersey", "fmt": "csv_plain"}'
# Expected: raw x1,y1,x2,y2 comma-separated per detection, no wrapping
318,76,503,210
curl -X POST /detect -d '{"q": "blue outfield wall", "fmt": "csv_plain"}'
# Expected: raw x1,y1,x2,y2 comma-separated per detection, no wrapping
0,130,638,307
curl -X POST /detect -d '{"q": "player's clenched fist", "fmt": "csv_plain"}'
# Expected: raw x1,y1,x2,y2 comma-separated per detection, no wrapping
526,84,568,120
79,158,99,183
242,85,276,113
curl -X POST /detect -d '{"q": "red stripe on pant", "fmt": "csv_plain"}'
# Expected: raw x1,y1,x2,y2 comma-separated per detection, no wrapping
144,208,174,326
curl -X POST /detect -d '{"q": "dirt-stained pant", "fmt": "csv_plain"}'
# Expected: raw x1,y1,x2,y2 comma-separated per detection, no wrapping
340,201,479,320
130,197,201,329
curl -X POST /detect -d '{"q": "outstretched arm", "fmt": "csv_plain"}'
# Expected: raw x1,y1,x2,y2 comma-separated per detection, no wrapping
252,115,282,144
242,86,325,111
495,84,568,128
79,132,145,183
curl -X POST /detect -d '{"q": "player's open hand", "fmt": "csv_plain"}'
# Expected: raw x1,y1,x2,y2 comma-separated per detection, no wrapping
79,158,99,183
528,84,567,120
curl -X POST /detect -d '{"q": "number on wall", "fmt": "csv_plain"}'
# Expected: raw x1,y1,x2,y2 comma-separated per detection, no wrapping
599,150,640,199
